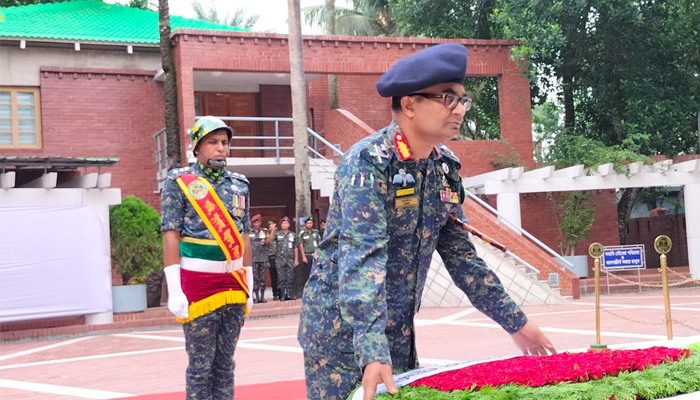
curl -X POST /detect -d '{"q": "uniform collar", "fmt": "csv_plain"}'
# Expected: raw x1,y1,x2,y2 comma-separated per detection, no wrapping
193,162,230,183
384,121,442,163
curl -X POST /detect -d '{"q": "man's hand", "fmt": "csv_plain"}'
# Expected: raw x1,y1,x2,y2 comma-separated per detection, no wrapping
362,362,398,400
302,256,308,264
511,321,556,356
269,223,277,233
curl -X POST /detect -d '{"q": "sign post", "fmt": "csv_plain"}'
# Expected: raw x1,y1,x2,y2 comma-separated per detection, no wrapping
589,243,604,349
654,235,673,340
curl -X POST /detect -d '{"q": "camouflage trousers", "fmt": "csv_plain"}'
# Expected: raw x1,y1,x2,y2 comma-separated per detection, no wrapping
252,261,268,291
303,351,362,400
276,258,294,296
183,303,245,400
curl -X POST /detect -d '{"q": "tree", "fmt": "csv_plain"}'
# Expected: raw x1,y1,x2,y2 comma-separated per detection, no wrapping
0,0,69,6
288,0,312,228
303,0,398,36
190,0,259,29
125,0,156,11
326,0,339,110
159,0,182,168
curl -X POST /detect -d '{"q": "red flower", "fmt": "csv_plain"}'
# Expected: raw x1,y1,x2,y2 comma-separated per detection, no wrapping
411,347,691,392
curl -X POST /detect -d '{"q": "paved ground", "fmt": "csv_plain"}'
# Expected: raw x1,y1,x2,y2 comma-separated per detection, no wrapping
0,288,699,400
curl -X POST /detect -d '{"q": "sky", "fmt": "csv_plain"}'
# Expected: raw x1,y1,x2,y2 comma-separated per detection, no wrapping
106,0,353,34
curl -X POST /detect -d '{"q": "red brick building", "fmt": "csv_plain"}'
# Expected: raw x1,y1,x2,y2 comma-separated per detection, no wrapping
1,1,534,224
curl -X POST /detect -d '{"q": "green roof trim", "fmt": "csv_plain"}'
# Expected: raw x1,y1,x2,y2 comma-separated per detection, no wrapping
0,0,249,44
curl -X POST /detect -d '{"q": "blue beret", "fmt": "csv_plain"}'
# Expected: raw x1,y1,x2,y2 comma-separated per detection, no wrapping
376,43,468,98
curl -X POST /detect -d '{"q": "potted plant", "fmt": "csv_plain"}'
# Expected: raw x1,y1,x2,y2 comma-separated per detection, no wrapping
110,195,163,313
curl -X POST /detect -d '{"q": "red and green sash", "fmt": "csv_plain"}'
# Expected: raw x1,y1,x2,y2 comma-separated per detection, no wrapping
176,173,245,262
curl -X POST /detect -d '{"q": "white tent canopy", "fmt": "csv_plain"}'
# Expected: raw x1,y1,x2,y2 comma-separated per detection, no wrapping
462,159,700,278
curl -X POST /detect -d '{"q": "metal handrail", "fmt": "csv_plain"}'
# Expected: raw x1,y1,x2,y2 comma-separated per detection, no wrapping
463,189,573,271
506,250,541,275
307,127,344,157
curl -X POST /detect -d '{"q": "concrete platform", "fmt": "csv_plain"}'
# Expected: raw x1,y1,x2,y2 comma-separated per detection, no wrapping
0,288,698,399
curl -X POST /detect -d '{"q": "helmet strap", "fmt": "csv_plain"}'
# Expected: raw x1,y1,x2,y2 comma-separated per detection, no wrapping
207,158,227,168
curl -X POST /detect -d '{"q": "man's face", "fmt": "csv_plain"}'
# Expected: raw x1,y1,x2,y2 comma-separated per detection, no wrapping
195,130,229,167
281,221,290,230
320,222,326,231
252,220,261,230
403,82,468,142
305,220,314,229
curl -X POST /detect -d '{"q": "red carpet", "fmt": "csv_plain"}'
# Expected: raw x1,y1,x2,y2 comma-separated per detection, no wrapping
114,379,307,400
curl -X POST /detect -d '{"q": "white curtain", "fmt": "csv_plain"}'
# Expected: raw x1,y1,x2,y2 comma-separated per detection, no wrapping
0,205,112,323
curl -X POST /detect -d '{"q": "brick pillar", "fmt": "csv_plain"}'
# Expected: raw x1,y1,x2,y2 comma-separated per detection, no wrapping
498,66,534,170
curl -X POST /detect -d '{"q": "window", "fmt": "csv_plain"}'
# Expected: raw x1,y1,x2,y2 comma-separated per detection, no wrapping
0,87,42,148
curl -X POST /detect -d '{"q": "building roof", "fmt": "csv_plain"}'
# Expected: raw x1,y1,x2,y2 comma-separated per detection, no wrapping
0,0,247,45
0,156,120,169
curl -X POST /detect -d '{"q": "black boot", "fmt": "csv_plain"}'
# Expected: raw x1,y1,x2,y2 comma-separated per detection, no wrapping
253,290,260,304
260,289,267,303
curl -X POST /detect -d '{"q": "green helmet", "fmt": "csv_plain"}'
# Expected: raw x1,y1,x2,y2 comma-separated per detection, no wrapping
188,116,233,152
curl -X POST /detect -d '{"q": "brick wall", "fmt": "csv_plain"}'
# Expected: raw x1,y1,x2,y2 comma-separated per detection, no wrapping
172,32,533,165
5,67,165,210
626,214,688,269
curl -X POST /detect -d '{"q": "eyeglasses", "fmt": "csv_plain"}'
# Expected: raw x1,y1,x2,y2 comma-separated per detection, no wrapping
408,93,473,111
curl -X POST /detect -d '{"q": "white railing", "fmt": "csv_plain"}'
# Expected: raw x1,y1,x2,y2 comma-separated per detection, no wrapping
463,189,574,271
191,116,343,163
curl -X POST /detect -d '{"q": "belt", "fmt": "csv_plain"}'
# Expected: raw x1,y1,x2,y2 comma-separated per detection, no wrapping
181,256,243,273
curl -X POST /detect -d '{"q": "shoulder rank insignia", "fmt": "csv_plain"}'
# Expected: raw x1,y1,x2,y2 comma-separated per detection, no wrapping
393,131,412,161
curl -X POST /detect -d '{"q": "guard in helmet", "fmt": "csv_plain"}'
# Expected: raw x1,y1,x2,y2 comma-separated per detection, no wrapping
161,116,253,400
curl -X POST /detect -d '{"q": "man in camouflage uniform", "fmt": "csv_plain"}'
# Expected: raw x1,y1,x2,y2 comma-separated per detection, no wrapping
267,221,280,300
248,214,269,303
297,44,555,400
161,116,252,400
273,216,296,300
294,215,322,299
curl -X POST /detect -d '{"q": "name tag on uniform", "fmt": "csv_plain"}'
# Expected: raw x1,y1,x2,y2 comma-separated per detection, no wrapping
396,187,415,197
288,242,293,249
395,196,419,208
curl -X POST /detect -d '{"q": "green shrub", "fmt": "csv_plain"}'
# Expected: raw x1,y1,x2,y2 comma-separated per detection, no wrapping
110,195,163,285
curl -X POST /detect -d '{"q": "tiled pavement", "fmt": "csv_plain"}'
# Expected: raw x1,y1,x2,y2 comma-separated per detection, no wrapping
0,288,698,400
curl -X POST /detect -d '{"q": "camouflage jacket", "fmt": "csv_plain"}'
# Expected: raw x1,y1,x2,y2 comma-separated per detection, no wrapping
298,122,527,372
160,163,252,243
273,230,296,261
248,228,269,263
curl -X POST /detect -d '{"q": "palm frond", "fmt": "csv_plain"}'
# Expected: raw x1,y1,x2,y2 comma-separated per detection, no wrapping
336,12,383,36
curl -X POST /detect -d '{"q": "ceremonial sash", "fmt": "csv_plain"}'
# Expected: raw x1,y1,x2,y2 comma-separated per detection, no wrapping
177,268,250,323
176,173,245,262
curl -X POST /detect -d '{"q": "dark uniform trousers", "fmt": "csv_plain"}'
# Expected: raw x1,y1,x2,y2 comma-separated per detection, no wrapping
268,256,278,298
294,254,314,299
183,303,245,400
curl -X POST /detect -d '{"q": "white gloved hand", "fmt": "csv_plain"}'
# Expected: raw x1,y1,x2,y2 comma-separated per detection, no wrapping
164,264,189,320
